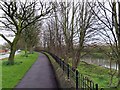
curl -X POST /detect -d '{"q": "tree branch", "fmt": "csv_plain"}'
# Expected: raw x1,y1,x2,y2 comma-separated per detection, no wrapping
0,34,12,45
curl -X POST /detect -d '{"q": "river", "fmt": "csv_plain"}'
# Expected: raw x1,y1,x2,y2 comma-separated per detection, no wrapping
81,58,118,70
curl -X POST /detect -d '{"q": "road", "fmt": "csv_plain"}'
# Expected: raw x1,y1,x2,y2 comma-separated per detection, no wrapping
0,51,19,60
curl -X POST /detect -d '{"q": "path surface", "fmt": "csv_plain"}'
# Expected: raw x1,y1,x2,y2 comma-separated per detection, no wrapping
15,53,59,89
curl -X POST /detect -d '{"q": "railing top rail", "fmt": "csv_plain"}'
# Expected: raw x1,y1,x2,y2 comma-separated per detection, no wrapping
41,50,99,90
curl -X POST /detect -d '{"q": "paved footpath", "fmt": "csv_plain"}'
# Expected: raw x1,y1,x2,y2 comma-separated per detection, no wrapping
15,53,59,89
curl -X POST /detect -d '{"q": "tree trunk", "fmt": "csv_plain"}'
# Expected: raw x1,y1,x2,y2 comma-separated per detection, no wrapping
24,43,28,57
8,34,20,65
8,45,16,65
29,46,34,54
72,49,81,71
75,52,81,69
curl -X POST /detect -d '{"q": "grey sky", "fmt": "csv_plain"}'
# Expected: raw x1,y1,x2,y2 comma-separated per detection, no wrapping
0,30,14,45
0,0,119,45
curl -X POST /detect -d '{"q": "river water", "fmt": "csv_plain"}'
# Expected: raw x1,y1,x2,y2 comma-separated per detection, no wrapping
81,58,118,70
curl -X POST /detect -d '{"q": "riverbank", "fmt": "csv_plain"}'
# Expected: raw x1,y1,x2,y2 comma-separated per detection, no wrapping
77,61,118,88
81,58,118,70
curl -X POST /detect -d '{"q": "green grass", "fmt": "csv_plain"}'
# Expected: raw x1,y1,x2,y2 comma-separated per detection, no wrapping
43,52,120,89
83,52,107,59
91,52,105,59
2,51,39,88
77,61,118,88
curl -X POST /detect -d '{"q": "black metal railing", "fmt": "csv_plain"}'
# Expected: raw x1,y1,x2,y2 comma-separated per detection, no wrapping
41,50,99,90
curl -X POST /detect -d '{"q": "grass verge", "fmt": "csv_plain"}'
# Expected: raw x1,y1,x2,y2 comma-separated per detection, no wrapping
38,52,119,89
77,61,118,88
2,51,39,88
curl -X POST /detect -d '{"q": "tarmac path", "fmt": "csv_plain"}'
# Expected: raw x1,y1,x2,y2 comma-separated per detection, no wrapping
15,53,59,89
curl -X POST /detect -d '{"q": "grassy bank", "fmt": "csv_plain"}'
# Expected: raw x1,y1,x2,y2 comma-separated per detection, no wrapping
77,61,118,88
82,52,108,59
2,51,39,88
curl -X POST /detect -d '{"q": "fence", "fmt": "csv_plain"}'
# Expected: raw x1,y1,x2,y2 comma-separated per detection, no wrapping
41,50,99,90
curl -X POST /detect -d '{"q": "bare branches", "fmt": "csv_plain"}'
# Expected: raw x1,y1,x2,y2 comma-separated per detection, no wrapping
0,0,53,64
0,34,12,45
89,0,120,86
0,0,53,33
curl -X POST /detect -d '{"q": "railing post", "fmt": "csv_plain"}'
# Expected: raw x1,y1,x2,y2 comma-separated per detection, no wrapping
67,64,70,79
76,70,79,90
63,61,64,71
60,59,61,67
43,51,99,90
58,59,60,65
95,84,98,90
90,80,92,90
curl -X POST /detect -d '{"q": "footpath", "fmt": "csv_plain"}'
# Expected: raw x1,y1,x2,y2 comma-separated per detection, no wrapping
15,53,59,89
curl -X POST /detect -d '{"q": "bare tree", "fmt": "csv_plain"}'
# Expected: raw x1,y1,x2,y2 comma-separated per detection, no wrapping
89,0,120,87
20,21,41,56
71,0,97,69
56,0,96,69
0,0,52,65
56,1,76,63
52,2,63,57
41,2,64,57
44,1,97,70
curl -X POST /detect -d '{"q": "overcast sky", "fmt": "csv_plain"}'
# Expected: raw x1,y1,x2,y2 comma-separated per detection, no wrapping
0,0,119,45
0,30,14,45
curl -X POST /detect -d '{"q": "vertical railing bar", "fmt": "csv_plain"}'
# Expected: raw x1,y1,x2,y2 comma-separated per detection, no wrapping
79,73,81,88
81,74,83,89
59,60,61,67
86,77,88,89
85,77,87,90
67,64,70,79
84,77,85,90
63,61,64,71
95,84,98,90
90,80,92,90
93,82,94,90
76,70,79,90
